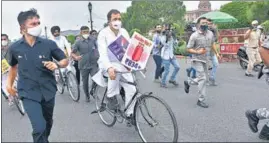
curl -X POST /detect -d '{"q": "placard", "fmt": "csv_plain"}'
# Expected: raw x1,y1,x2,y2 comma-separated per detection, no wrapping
121,32,153,70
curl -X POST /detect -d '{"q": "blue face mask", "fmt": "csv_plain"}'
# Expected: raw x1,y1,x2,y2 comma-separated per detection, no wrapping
55,36,60,40
200,25,208,31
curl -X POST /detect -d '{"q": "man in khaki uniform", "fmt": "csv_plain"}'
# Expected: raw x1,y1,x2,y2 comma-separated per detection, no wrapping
244,20,262,77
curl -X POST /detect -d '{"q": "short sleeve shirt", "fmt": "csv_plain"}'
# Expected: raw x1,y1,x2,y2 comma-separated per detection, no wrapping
187,30,214,62
7,37,66,102
72,37,99,69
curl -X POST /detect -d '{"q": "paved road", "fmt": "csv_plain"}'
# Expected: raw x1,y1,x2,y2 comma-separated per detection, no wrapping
2,57,268,142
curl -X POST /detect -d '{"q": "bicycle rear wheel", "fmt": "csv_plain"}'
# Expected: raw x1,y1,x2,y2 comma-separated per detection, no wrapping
95,86,116,127
14,95,25,116
55,69,64,94
66,71,80,102
134,95,178,142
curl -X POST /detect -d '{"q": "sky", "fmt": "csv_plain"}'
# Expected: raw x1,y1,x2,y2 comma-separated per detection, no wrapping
2,1,231,40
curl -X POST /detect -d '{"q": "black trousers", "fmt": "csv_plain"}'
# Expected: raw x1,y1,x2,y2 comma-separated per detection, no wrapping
22,97,55,143
80,64,99,98
153,55,164,79
73,61,80,85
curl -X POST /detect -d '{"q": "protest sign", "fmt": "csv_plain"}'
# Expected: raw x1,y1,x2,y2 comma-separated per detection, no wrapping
108,35,129,62
2,59,10,74
121,32,153,70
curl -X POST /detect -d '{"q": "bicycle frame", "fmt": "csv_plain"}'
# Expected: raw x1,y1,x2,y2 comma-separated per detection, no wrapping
114,70,150,115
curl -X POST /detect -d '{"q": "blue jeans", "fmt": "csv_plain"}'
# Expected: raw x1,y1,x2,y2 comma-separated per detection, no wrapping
161,57,180,85
210,55,219,81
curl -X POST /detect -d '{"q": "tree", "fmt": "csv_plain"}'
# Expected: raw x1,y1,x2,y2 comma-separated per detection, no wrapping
67,35,75,45
247,1,269,23
130,28,141,36
218,1,253,29
261,20,269,33
121,1,186,35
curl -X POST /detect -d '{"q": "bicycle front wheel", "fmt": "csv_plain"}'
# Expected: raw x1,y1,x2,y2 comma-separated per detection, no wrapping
95,86,116,127
14,95,25,116
66,71,80,102
55,69,65,94
134,95,178,142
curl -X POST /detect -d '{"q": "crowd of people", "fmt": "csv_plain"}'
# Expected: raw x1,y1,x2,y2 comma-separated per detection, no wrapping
1,7,268,142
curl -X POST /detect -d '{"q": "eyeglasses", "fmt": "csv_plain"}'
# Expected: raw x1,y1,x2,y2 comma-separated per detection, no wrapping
1,38,7,40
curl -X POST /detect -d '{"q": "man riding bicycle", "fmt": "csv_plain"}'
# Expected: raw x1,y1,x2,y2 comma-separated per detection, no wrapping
50,26,72,83
97,9,136,124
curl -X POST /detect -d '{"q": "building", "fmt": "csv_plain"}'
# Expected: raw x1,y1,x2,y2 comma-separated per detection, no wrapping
185,0,212,22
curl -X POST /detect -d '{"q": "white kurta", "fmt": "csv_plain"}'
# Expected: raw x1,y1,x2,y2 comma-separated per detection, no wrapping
95,26,136,116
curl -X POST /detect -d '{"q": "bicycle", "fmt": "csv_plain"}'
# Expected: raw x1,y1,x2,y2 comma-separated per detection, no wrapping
92,70,178,142
55,58,80,102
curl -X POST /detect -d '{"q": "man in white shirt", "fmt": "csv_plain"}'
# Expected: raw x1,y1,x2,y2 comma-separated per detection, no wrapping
50,26,72,89
97,9,136,125
160,30,180,88
50,26,71,57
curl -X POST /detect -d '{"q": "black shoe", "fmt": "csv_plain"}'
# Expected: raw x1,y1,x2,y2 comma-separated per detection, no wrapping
169,80,179,86
184,81,190,94
245,110,259,133
86,96,90,102
107,96,119,111
258,65,264,79
259,125,269,140
245,73,254,77
197,100,209,108
126,114,135,127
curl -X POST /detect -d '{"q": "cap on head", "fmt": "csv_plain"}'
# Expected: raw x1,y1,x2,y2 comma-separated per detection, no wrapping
252,20,258,25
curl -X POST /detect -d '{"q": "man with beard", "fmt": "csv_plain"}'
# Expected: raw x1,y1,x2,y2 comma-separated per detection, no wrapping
152,25,164,82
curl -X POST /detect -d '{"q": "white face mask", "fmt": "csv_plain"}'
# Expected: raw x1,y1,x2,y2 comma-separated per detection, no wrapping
27,25,42,37
1,40,8,46
111,20,122,30
82,34,89,39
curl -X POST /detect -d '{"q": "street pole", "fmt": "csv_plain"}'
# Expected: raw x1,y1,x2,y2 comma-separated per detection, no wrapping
88,2,93,30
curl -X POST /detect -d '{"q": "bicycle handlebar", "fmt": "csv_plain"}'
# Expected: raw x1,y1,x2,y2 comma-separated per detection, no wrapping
115,69,147,78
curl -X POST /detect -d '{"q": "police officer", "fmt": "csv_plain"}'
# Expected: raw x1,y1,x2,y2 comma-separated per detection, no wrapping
244,20,262,77
245,26,269,140
6,9,68,142
71,26,99,102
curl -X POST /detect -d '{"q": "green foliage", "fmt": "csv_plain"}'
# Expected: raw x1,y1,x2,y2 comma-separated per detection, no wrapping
172,23,185,36
130,28,141,36
219,1,253,29
174,40,187,55
122,1,186,35
66,35,75,45
261,20,269,33
247,1,269,24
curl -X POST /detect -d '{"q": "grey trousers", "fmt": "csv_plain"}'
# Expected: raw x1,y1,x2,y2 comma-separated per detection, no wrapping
80,65,99,98
188,61,208,102
256,108,269,126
